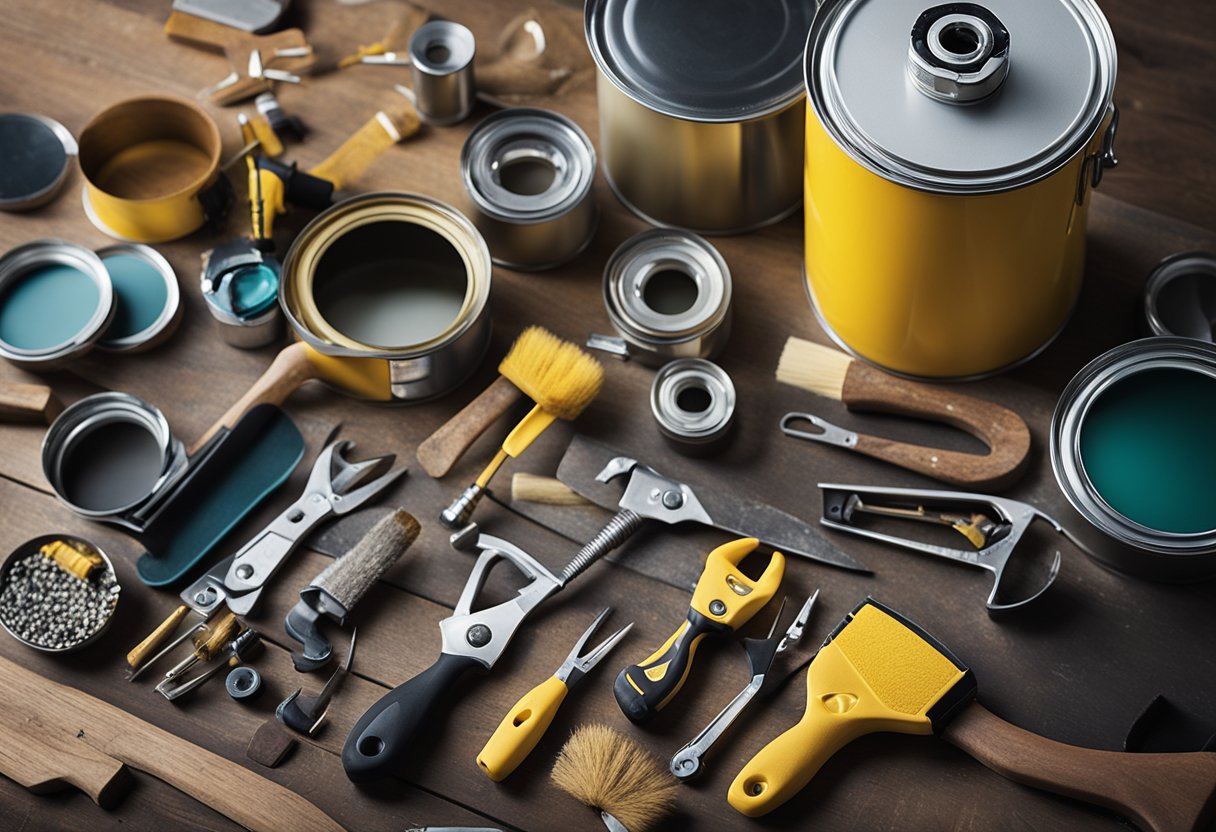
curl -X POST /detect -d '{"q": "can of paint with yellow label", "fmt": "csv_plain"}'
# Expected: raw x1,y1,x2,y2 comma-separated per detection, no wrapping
804,0,1118,379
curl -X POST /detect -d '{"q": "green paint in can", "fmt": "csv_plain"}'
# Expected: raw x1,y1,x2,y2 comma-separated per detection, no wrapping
101,253,168,340
0,264,100,350
1079,367,1216,534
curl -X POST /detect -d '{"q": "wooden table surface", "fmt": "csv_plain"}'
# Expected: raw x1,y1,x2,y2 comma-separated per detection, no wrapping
2,1,1215,830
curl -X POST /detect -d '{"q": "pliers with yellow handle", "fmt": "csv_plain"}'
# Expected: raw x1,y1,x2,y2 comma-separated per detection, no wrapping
614,538,785,724
476,608,632,781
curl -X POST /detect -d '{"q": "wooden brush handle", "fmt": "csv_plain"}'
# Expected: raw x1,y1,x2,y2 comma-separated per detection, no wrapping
0,708,130,808
0,382,63,424
189,342,315,455
842,363,1031,490
416,375,522,478
126,604,189,669
943,703,1216,832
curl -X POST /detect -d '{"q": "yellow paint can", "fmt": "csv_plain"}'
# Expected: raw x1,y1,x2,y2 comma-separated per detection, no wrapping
804,0,1118,378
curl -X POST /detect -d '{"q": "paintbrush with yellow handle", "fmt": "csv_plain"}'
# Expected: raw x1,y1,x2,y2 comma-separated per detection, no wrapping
729,598,1216,831
435,327,603,528
776,336,1031,490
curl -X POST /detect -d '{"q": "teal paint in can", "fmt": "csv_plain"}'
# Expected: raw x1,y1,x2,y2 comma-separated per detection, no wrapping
97,244,180,352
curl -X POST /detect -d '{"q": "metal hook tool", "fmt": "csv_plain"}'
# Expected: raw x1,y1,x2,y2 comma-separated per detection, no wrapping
819,484,1094,612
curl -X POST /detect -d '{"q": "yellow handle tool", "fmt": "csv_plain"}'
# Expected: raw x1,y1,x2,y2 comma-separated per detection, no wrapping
614,538,785,724
477,608,632,782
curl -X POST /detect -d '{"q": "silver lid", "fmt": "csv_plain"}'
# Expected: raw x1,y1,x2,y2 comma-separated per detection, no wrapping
586,0,815,123
461,108,596,224
807,0,1117,192
0,113,77,212
1144,253,1216,342
651,358,737,449
95,244,182,353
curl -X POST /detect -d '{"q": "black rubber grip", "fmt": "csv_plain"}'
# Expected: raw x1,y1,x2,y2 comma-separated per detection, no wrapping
614,610,730,724
342,651,484,782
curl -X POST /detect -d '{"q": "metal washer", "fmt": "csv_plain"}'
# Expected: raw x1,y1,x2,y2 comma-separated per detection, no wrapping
651,358,736,454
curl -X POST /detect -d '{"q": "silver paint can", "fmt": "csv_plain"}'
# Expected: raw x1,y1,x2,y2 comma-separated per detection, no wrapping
651,358,737,455
409,21,477,126
1143,253,1216,342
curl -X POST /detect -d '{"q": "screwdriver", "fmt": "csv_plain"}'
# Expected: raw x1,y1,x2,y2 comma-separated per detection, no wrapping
614,538,784,724
477,608,632,781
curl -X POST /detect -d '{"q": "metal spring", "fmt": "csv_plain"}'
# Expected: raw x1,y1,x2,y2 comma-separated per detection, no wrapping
560,509,643,584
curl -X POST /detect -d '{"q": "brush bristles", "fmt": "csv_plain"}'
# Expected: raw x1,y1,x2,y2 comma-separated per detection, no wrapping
551,724,677,832
499,326,604,421
775,336,853,400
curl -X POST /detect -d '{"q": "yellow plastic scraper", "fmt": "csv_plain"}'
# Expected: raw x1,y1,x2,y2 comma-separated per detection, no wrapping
614,538,784,724
728,598,1216,832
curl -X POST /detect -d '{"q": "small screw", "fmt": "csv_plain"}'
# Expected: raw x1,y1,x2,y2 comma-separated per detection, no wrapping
466,624,492,647
709,600,726,616
236,564,254,580
661,490,684,510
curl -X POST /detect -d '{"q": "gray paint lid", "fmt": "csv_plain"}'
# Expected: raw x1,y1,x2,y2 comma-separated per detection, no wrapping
586,0,816,122
808,0,1116,192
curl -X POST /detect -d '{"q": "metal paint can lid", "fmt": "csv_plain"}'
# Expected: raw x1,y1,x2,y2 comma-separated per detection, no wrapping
586,0,815,123
807,0,1117,193
0,239,114,368
96,244,182,352
1144,252,1216,342
0,114,77,211
651,358,736,454
462,108,596,225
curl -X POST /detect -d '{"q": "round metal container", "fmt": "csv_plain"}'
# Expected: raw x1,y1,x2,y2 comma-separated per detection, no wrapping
0,239,114,370
461,108,597,270
78,96,224,243
1144,252,1216,342
43,392,187,521
651,358,736,455
0,113,77,212
201,240,283,349
409,21,477,126
585,0,812,234
281,192,492,402
0,534,120,653
805,0,1118,379
1050,338,1216,580
598,229,731,366
95,243,182,353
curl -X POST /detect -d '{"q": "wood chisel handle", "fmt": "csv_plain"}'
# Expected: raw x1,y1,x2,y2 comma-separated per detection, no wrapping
0,710,131,808
190,342,317,455
614,612,730,724
0,382,63,423
417,376,524,478
842,362,1032,490
342,652,484,782
477,675,569,781
126,605,190,669
942,703,1216,832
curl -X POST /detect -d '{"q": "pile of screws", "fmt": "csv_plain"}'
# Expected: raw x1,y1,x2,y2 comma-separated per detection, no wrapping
0,548,119,651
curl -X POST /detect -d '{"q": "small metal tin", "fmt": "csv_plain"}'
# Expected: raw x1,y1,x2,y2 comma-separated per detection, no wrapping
592,229,731,366
0,534,120,653
42,392,188,526
226,665,263,700
96,243,182,353
201,240,283,349
0,239,114,370
1051,337,1216,580
409,20,477,126
0,113,78,211
585,0,812,233
650,358,736,455
1144,252,1216,342
460,107,597,270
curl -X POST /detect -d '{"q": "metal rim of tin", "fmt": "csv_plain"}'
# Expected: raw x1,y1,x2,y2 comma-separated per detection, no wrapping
584,0,813,123
0,113,78,211
42,391,183,519
1144,252,1216,341
281,192,492,359
806,0,1118,193
95,243,182,352
0,533,120,653
604,229,732,354
1050,337,1216,555
0,239,115,367
200,242,283,349
409,20,476,77
651,358,736,446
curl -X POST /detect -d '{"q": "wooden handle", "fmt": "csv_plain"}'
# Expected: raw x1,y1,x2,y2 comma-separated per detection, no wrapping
943,703,1216,832
0,707,130,808
126,604,189,669
842,363,1032,490
0,382,63,424
416,375,522,478
189,341,315,455
510,473,591,506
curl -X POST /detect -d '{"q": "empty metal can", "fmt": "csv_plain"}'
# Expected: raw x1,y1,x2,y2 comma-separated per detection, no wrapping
1143,253,1216,342
805,0,1118,378
585,0,813,233
461,108,597,270
409,21,477,126
651,358,737,455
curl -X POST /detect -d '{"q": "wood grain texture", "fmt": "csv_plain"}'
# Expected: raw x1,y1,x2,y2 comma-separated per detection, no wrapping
0,0,1214,830
417,375,524,477
840,361,1033,489
0,382,63,424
